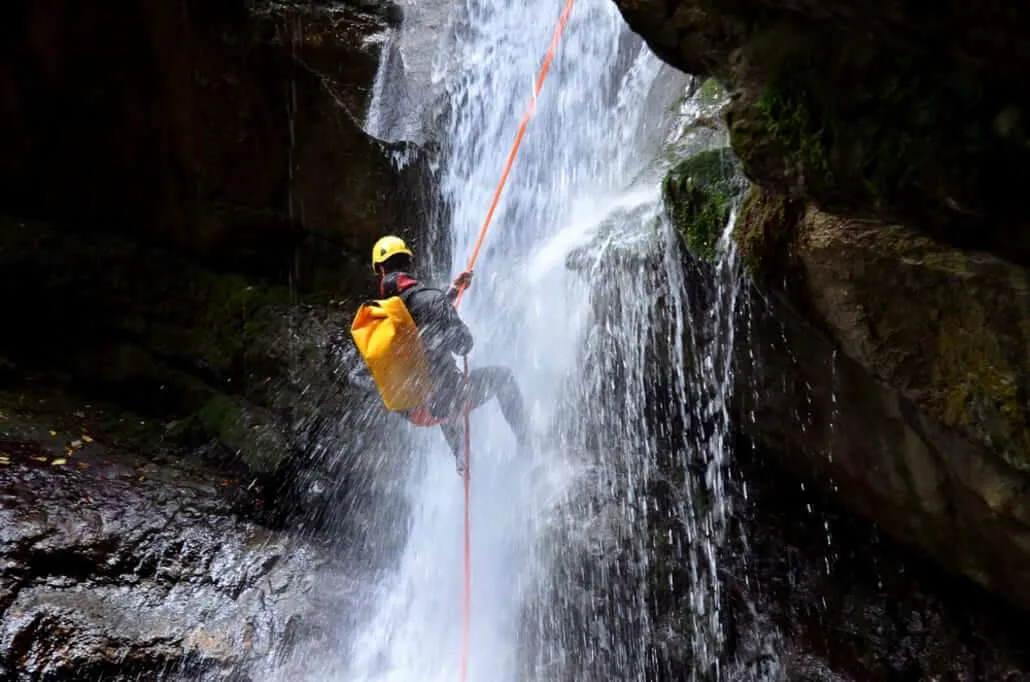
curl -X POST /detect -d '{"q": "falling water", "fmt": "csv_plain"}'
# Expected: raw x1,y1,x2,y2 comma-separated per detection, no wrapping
339,1,747,680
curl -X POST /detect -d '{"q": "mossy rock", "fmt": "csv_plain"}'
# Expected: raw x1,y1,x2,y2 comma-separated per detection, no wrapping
175,272,304,376
662,148,744,261
726,33,1030,264
746,192,1030,472
195,394,287,475
698,78,727,108
733,185,808,281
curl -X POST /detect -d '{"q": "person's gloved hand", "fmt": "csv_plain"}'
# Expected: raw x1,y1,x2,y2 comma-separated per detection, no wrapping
453,270,474,290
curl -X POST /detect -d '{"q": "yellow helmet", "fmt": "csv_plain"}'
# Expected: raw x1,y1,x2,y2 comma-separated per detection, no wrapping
371,235,413,273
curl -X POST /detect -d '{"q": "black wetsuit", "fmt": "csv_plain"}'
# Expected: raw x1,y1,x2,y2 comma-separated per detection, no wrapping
378,271,530,457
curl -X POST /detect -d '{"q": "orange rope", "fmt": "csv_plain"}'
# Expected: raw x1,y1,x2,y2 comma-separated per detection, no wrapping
452,0,578,309
459,355,472,682
452,2,576,680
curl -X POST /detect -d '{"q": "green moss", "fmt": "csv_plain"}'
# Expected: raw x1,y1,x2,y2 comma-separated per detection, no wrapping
753,87,833,183
179,271,312,378
194,393,287,473
731,185,799,278
827,220,1030,471
920,246,1029,472
935,310,1030,470
734,42,1024,221
197,394,247,452
663,148,744,261
698,78,727,108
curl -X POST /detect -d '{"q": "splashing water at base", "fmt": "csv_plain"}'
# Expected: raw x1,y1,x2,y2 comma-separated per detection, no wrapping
336,1,746,681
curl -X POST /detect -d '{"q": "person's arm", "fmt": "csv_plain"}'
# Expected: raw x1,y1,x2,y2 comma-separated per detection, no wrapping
329,324,379,392
413,288,474,356
347,353,379,391
445,271,474,303
435,293,474,355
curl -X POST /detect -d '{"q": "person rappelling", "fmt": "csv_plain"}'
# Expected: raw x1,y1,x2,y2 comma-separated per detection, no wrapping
351,235,533,473
351,2,573,677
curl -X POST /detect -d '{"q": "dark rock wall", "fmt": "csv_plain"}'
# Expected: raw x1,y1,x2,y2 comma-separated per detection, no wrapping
724,449,1030,681
0,0,419,281
0,6,429,674
0,0,431,483
614,0,1030,264
0,443,358,680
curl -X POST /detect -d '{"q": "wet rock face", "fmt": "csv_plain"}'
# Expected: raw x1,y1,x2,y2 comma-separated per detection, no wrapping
721,453,1030,681
730,189,1030,610
0,0,417,279
736,188,1030,475
624,0,1030,616
662,147,744,262
0,215,402,491
617,0,1030,80
612,0,1030,265
0,450,354,681
0,0,430,482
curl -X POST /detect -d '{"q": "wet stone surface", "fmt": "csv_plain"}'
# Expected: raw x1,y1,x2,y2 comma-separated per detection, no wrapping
720,451,1030,682
0,445,354,681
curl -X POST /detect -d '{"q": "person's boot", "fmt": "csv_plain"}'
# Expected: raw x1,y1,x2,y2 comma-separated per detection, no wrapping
502,405,534,458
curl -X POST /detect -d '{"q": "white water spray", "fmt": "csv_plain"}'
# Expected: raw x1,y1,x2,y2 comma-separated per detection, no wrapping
334,1,747,681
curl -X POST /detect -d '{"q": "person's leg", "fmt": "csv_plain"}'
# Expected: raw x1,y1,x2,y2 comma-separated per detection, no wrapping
439,419,466,473
465,366,531,446
425,374,467,473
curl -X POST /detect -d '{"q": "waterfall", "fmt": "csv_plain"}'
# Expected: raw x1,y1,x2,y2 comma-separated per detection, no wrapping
335,1,746,680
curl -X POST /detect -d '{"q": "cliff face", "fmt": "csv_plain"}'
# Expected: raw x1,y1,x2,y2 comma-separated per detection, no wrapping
0,0,417,281
0,0,428,482
0,3,419,675
613,0,1030,611
0,445,354,680
614,0,1030,263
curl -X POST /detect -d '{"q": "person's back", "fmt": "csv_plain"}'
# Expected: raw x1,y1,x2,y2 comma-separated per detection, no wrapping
364,235,532,471
376,269,470,397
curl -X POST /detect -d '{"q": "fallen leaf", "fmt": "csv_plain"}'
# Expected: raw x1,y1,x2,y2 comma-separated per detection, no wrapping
48,430,57,437
30,456,48,463
51,458,67,466
78,462,89,469
0,456,9,465
82,434,94,443
70,439,83,449
73,411,85,418
138,475,145,481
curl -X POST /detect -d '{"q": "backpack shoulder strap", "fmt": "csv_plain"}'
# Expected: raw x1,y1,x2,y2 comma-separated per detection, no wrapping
359,282,422,308
398,282,429,304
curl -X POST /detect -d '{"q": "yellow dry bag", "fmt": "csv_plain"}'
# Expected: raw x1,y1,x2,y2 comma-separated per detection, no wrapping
350,294,434,411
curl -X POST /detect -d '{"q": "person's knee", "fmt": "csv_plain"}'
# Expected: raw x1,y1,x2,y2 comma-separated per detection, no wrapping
486,365,517,385
491,367,524,400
